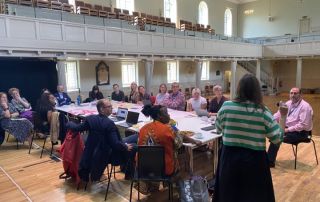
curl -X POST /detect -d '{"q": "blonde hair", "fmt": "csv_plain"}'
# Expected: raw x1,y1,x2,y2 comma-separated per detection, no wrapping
192,88,201,96
213,85,222,92
8,88,19,96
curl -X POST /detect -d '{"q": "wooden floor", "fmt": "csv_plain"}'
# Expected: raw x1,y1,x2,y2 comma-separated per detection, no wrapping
0,94,320,202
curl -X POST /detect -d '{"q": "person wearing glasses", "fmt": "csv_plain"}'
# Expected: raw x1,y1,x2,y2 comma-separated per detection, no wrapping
66,99,134,182
163,82,185,111
267,87,313,168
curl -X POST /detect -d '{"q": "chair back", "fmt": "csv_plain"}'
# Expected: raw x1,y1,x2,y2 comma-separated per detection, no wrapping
32,111,44,132
137,146,166,179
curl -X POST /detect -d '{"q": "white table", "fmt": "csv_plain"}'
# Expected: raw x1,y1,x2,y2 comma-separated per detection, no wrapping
56,101,221,174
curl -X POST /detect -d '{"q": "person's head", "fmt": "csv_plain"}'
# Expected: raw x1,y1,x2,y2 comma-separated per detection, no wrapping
97,99,113,116
92,85,100,94
138,86,145,95
142,104,170,124
8,88,20,99
171,82,180,94
41,88,50,95
40,92,56,107
235,74,263,106
289,87,302,104
159,83,167,94
0,92,8,103
192,88,201,99
130,82,137,91
213,85,223,98
57,85,64,93
113,84,119,93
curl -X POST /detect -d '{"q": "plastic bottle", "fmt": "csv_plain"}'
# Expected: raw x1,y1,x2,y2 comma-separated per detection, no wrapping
77,89,82,106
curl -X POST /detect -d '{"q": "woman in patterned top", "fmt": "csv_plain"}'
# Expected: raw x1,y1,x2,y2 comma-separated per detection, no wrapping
214,74,285,202
9,88,32,121
0,92,33,143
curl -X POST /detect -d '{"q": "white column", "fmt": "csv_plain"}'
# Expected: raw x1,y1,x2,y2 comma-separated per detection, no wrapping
144,60,154,95
195,60,202,88
256,59,261,83
296,58,302,88
56,60,67,91
230,60,237,100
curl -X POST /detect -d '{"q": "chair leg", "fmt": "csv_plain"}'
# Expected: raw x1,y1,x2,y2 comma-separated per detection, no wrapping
84,182,88,191
113,165,116,179
40,137,47,158
138,180,140,201
28,132,35,154
311,139,319,165
294,145,298,169
16,138,19,149
50,143,54,156
129,180,134,202
104,165,114,200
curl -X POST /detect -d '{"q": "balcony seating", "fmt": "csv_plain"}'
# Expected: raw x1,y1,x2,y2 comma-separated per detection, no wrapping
84,3,97,16
59,0,73,13
75,1,89,15
19,0,33,6
49,0,62,11
35,0,49,9
102,6,116,19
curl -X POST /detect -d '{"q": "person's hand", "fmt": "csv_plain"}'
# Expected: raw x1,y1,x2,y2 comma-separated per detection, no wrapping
1,102,8,109
126,143,133,151
279,104,288,117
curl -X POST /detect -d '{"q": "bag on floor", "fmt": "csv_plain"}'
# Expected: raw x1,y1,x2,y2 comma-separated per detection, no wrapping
179,176,210,202
59,130,84,184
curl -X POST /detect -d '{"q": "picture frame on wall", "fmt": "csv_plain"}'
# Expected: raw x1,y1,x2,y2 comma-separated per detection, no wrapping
96,61,110,85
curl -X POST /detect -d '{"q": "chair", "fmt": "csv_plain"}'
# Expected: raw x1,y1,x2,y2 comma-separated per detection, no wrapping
129,146,173,202
286,131,318,169
75,1,89,15
5,129,19,149
60,0,73,13
84,3,98,16
49,0,62,11
5,0,18,4
28,111,54,158
103,6,116,19
35,0,49,8
94,5,107,18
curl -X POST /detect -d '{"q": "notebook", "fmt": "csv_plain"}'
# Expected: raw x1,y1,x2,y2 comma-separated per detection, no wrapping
109,107,128,122
117,111,140,128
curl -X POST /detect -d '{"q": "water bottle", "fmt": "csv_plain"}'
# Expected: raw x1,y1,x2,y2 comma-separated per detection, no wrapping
76,89,81,106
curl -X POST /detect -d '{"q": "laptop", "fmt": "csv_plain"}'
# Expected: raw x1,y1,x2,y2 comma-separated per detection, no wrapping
195,109,209,117
117,111,140,128
109,107,128,122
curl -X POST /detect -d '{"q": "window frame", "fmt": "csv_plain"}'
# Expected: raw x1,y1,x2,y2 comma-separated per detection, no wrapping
167,61,179,83
116,0,134,14
224,8,232,37
164,0,177,23
198,1,208,26
65,61,80,92
201,61,210,81
121,61,138,88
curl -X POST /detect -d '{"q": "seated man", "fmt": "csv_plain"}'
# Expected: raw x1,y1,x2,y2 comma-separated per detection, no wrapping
267,87,313,167
163,82,185,111
67,99,134,182
54,85,71,106
111,84,125,102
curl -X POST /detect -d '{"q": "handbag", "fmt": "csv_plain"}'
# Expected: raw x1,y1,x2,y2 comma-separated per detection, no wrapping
179,176,210,202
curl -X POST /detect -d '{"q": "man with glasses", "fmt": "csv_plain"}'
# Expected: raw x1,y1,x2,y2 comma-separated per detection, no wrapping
67,99,134,182
267,87,313,168
163,82,185,111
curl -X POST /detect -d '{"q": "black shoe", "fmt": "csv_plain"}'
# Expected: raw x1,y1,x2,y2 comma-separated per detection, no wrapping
269,162,275,168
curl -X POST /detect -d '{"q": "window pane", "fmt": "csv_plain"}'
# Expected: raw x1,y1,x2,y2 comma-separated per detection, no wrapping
198,1,208,26
122,62,138,87
164,0,176,23
167,61,178,83
117,0,134,14
201,62,209,80
65,61,79,91
224,9,232,36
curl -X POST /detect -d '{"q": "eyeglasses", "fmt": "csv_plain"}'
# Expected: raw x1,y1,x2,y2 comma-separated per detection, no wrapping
103,105,112,108
290,92,299,95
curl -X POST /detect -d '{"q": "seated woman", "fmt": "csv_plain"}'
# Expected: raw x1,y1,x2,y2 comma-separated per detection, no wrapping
137,104,183,193
128,82,139,103
135,86,151,105
0,92,33,143
155,83,169,105
9,88,32,121
36,92,56,133
208,85,228,116
88,85,104,101
186,88,207,112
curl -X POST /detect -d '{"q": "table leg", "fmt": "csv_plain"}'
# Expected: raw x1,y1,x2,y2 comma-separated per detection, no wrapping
185,146,194,174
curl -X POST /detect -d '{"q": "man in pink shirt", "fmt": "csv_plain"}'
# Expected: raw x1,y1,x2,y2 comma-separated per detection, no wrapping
268,87,313,167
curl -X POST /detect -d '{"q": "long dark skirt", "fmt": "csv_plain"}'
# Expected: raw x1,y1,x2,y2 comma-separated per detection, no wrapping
1,118,33,142
214,145,275,202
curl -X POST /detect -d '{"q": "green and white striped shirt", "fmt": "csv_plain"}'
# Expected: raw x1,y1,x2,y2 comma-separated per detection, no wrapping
216,101,283,151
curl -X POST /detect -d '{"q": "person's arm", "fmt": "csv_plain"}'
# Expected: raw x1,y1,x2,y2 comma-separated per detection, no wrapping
186,100,192,112
1,107,11,119
47,110,53,123
201,98,207,110
66,93,72,105
120,91,125,101
106,123,128,151
264,110,285,144
19,98,31,109
66,119,90,132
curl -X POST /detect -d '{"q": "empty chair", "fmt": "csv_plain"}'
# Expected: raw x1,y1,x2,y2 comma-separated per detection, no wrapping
94,5,107,17
103,6,116,19
19,0,33,6
5,0,18,4
122,9,133,22
35,0,49,9
84,3,98,16
60,0,74,13
75,1,89,15
114,8,126,20
49,0,62,11
145,14,152,24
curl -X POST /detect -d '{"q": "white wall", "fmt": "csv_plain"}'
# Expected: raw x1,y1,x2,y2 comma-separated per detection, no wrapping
238,0,320,38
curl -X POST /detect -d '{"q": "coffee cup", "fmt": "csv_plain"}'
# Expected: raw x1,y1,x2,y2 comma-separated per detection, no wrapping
194,132,203,139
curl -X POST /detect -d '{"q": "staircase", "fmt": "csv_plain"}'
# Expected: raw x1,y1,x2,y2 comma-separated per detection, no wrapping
237,61,278,95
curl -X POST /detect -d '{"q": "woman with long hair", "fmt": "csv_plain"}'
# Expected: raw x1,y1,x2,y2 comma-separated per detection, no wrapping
214,74,286,202
88,85,104,101
36,92,56,133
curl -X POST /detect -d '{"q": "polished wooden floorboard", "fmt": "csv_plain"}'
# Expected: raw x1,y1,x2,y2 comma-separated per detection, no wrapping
0,94,319,202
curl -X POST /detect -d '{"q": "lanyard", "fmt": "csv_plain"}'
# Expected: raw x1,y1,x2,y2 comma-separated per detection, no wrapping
288,100,302,117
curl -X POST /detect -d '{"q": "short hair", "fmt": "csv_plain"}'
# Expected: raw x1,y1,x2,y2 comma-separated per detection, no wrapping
96,99,105,113
159,83,167,93
290,87,301,94
113,84,119,88
192,88,201,96
138,85,145,91
92,85,99,91
0,92,7,100
213,85,222,92
8,88,19,96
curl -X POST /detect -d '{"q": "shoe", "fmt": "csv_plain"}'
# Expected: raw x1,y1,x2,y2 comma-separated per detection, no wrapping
269,162,275,168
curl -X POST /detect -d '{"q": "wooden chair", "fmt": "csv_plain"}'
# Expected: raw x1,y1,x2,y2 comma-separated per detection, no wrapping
19,0,33,6
152,16,159,25
84,3,98,16
35,0,49,9
94,5,107,17
60,0,73,13
145,14,152,24
114,8,126,20
49,0,62,11
5,0,18,4
75,1,89,15
102,6,116,19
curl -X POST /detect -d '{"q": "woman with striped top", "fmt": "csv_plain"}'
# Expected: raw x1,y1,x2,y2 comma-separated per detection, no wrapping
214,74,285,202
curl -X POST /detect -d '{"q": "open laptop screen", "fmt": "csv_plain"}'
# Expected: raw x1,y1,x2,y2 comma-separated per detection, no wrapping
126,111,140,124
117,107,128,119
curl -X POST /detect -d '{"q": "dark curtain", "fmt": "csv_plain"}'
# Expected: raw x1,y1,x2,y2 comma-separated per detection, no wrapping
0,58,58,109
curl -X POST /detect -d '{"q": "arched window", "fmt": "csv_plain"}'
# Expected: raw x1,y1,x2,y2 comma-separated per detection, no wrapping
164,0,177,23
116,0,134,14
224,8,232,36
198,1,208,26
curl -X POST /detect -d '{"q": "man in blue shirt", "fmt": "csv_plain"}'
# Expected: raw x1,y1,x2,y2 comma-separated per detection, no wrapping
54,85,72,106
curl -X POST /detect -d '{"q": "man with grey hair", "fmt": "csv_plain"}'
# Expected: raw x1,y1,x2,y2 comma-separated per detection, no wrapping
54,85,71,106
163,82,185,111
208,85,228,116
67,99,133,182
